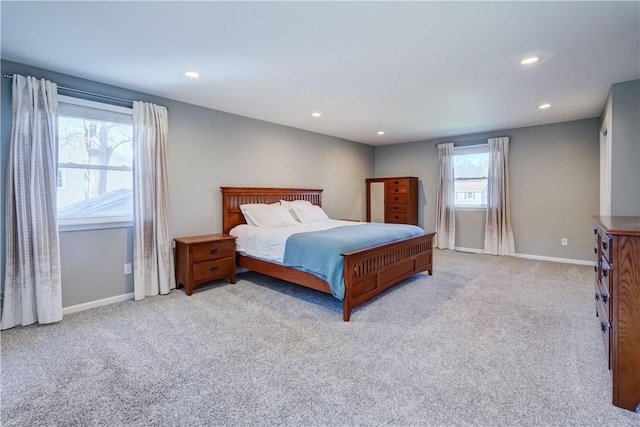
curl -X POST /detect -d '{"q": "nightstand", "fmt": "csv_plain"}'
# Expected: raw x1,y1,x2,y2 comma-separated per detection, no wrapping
174,234,236,295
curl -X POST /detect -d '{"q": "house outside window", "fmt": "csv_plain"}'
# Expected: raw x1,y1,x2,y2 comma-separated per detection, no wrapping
454,145,489,208
57,95,133,230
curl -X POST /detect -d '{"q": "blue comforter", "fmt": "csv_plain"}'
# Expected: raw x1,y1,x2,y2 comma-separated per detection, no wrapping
283,223,424,299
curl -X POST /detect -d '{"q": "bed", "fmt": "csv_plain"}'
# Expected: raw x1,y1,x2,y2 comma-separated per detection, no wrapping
221,187,435,321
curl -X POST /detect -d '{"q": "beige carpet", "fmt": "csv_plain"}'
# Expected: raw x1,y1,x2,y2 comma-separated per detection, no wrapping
1,249,639,426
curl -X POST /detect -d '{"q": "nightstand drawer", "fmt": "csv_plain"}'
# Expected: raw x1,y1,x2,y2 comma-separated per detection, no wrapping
192,258,234,282
192,241,234,262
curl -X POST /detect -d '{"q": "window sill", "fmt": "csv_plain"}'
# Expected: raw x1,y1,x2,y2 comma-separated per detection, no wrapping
59,218,133,232
455,206,487,212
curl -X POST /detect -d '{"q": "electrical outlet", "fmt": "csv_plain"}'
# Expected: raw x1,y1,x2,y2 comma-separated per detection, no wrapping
561,238,568,246
124,263,132,275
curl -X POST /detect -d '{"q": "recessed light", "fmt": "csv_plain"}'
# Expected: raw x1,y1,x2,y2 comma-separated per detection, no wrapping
520,56,539,66
538,103,551,110
311,112,322,118
185,71,200,78
377,131,385,135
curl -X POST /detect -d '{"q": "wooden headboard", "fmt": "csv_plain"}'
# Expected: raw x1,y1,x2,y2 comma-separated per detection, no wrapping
220,187,323,234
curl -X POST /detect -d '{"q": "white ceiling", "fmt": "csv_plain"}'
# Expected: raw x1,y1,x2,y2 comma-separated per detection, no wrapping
1,1,639,146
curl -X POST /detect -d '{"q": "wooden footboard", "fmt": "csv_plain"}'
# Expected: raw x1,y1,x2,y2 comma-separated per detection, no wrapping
342,232,434,321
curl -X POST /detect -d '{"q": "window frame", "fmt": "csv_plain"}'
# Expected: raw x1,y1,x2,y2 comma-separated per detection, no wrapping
57,95,134,232
453,144,489,211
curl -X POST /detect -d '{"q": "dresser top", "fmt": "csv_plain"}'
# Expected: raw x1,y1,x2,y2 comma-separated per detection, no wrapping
593,216,640,236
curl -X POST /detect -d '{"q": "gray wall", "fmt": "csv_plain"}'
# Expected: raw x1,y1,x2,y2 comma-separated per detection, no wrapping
1,60,374,307
375,118,601,261
610,79,640,216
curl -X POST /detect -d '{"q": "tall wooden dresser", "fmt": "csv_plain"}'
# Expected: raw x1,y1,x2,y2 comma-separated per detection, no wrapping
366,177,418,225
593,216,640,412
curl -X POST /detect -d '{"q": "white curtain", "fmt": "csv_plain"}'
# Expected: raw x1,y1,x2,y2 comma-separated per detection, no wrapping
2,75,62,329
484,137,515,255
435,143,456,249
132,101,175,300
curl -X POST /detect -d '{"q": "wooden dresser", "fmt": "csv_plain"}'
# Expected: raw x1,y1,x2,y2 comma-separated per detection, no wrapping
366,177,418,225
593,216,640,412
174,234,236,295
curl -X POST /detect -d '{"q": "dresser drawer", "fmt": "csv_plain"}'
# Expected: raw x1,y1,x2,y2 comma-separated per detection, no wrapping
596,276,610,317
596,293,611,368
387,178,410,186
192,258,235,282
386,203,407,213
192,241,235,262
600,230,611,262
386,185,408,194
600,255,612,294
385,212,408,223
386,193,408,204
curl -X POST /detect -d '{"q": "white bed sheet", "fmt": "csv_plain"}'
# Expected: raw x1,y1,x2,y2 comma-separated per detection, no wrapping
230,220,365,263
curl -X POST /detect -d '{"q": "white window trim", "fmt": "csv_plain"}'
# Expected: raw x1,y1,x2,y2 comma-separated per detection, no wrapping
59,218,134,232
454,206,487,212
57,95,134,231
58,94,133,115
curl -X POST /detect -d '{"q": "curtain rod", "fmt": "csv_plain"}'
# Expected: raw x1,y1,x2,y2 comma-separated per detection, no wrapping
434,137,509,148
2,73,165,109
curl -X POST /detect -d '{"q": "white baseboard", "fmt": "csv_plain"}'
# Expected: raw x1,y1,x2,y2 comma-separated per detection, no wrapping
62,292,134,315
512,253,595,266
454,246,486,254
453,246,595,266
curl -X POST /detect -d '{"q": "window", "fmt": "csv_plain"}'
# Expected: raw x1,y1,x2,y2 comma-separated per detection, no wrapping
57,95,133,229
454,145,489,208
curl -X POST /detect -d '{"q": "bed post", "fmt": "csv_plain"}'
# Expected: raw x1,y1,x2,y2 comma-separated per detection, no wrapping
343,295,352,322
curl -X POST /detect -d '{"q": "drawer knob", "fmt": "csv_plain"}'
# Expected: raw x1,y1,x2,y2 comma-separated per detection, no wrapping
594,228,597,235
394,198,399,201
594,266,597,272
602,241,608,251
395,216,399,219
601,294,608,304
595,293,600,301
394,189,399,192
600,321,607,332
594,247,597,254
603,269,608,278
394,207,399,210
210,249,218,255
210,266,218,272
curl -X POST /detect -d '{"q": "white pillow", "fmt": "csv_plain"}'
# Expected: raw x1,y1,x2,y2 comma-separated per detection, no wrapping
240,203,279,226
280,199,312,221
242,204,299,228
290,204,330,224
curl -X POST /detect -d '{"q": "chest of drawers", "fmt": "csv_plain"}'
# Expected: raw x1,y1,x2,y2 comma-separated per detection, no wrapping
174,234,236,295
593,216,640,412
366,177,418,225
